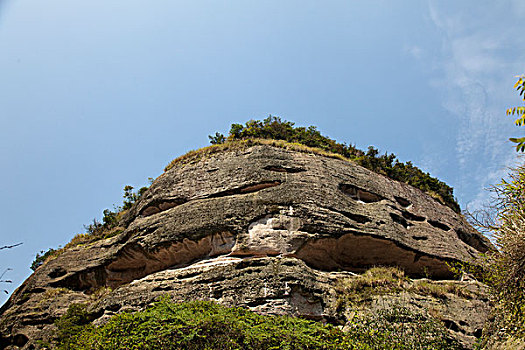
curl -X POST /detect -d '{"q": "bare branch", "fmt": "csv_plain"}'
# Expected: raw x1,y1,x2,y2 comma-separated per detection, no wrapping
0,268,13,282
0,242,23,250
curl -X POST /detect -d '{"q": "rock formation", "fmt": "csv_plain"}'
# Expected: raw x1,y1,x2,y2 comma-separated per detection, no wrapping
0,144,494,349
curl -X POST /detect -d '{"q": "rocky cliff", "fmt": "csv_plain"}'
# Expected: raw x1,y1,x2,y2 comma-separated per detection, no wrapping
0,144,494,349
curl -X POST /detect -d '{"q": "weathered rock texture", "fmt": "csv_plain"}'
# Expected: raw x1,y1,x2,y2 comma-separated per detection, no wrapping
0,145,493,349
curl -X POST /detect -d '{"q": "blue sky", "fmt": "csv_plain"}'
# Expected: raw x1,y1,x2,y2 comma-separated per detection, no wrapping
1,1,524,305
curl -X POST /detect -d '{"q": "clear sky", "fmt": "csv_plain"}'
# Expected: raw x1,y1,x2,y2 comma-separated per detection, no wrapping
1,0,524,305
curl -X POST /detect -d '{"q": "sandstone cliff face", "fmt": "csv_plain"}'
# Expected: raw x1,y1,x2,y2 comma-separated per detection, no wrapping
0,145,493,349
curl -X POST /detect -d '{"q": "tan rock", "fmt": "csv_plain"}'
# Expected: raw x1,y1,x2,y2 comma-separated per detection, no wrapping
0,144,494,349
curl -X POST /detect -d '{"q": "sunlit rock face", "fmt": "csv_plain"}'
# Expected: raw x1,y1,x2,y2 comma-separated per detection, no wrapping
0,145,493,349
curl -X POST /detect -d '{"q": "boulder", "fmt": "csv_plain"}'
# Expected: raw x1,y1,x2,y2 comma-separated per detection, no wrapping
0,144,493,349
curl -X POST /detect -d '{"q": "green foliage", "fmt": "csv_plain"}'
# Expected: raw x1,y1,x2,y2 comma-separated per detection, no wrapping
30,248,58,271
355,147,458,211
55,298,460,350
83,218,103,235
122,185,138,210
208,132,226,145
56,299,345,350
209,116,459,212
220,117,363,159
138,185,149,198
102,209,118,228
506,75,525,152
446,260,485,282
85,184,148,235
55,303,94,349
479,164,525,342
32,183,150,269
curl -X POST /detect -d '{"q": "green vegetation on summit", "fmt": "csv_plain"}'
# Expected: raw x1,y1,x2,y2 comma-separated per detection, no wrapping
207,117,459,212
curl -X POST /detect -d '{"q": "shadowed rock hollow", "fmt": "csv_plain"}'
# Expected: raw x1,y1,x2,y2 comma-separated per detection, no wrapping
0,144,494,349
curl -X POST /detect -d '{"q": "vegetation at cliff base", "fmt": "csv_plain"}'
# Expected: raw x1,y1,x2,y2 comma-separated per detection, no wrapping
470,75,525,348
474,163,525,347
55,297,461,350
206,116,459,212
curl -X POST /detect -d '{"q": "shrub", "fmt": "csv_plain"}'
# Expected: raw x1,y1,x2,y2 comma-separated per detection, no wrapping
30,248,58,271
102,209,118,228
30,183,149,270
54,303,94,349
477,163,525,343
84,218,103,235
56,299,346,350
80,185,148,243
54,297,461,350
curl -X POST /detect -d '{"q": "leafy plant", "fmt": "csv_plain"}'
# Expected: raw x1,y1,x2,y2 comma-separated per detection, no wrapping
467,160,525,346
102,209,118,228
506,75,525,151
83,218,103,235
477,164,525,344
84,184,147,237
208,132,226,145
467,79,525,344
30,247,58,271
55,303,94,349
54,297,461,350
30,183,150,271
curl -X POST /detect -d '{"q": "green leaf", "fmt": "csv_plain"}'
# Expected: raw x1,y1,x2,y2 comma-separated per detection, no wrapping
515,115,525,126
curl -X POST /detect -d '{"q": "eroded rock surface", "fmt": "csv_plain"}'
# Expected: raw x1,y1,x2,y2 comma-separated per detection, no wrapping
0,145,493,349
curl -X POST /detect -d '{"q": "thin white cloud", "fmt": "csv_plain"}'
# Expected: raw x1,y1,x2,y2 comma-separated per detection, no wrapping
405,45,424,60
451,36,501,74
425,0,525,210
465,152,520,213
511,0,525,16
